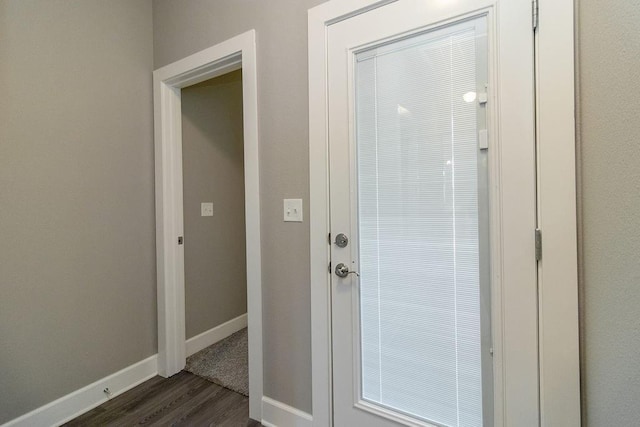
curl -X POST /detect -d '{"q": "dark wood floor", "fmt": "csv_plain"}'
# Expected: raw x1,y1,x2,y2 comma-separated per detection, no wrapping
64,371,261,426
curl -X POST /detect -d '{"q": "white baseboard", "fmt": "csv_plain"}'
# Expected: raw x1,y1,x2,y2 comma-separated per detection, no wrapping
261,396,313,427
3,355,158,427
4,316,251,427
186,313,248,357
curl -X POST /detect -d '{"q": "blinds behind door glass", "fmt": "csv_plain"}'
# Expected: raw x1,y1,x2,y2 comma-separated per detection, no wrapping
356,24,484,427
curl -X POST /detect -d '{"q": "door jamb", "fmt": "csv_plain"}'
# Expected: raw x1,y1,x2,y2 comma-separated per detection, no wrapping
308,1,580,426
535,1,581,425
153,30,263,420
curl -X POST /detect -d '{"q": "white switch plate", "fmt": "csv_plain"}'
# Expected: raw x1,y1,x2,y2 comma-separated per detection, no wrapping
201,202,213,217
283,199,303,222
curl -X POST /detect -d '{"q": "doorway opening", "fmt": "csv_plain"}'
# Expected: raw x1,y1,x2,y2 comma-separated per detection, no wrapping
180,70,249,397
153,30,262,421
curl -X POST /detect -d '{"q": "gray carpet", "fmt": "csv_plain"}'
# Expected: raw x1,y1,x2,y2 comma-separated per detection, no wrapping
185,327,249,396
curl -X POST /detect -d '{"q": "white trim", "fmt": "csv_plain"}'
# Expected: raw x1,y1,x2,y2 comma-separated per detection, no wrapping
2,356,158,427
308,4,395,424
153,29,263,420
186,313,248,357
261,397,313,427
536,1,581,426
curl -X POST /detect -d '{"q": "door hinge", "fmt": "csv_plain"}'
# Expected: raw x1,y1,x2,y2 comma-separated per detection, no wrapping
328,261,332,273
535,228,542,261
328,232,331,244
532,0,539,31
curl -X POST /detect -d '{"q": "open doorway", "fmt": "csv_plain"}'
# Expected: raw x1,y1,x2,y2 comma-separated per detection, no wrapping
153,30,262,421
181,70,249,397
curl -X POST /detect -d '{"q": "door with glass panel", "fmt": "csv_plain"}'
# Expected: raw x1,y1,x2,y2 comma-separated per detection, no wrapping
328,1,538,426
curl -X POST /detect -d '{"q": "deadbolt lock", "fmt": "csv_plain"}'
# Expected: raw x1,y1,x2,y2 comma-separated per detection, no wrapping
334,233,349,248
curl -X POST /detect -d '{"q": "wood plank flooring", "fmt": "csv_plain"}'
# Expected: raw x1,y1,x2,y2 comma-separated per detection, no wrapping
64,371,261,426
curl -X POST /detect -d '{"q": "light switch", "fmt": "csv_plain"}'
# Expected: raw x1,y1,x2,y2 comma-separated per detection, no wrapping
201,202,213,217
283,199,303,222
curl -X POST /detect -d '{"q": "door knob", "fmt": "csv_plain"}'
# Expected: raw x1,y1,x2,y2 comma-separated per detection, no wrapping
335,263,359,278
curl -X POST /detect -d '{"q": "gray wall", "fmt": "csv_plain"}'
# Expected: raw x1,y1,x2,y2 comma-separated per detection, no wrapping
153,0,325,412
0,0,155,423
577,0,640,425
182,71,247,339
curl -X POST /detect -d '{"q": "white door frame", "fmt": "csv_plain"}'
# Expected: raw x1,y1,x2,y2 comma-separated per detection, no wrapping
153,30,263,420
308,1,580,426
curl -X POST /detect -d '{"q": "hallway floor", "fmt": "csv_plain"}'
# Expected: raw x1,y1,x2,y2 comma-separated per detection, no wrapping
63,371,260,426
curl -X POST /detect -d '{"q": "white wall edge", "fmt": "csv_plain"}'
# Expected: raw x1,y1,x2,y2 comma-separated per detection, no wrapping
262,397,313,427
186,313,248,357
2,355,158,427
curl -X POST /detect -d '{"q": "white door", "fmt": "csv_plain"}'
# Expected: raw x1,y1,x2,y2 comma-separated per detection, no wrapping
328,1,538,426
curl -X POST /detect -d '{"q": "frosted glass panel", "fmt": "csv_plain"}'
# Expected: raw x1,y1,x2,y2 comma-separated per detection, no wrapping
356,21,487,427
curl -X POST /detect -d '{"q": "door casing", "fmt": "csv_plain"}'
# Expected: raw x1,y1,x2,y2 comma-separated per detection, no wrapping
153,30,263,421
308,1,580,426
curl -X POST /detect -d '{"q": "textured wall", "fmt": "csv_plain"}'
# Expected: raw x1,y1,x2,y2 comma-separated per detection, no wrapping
0,0,155,423
182,71,247,339
153,0,325,412
577,0,640,425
